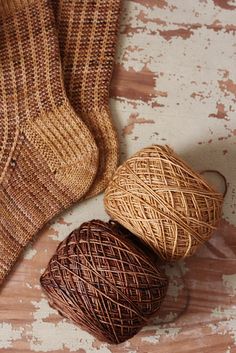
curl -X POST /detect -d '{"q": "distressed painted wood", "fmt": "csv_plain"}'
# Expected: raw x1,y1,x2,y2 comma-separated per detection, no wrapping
1,0,236,352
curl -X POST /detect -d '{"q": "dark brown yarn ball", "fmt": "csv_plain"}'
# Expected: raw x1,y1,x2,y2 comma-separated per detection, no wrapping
40,220,168,344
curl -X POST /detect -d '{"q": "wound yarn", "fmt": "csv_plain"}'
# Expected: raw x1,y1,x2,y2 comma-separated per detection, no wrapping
40,219,168,344
104,145,223,261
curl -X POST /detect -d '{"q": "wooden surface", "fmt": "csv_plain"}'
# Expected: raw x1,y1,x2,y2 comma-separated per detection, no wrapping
1,1,236,352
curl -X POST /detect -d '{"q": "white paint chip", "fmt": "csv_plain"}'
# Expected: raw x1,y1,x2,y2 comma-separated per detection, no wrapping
164,261,187,300
141,326,181,344
32,299,57,320
29,321,113,353
28,299,113,353
223,274,236,295
0,323,23,349
23,247,37,260
210,306,236,346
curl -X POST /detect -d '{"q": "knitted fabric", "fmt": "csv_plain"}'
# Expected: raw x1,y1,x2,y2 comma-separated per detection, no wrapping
0,0,98,284
53,0,122,198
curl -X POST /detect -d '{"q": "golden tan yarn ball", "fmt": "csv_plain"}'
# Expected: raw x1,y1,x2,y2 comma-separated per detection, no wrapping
104,145,223,261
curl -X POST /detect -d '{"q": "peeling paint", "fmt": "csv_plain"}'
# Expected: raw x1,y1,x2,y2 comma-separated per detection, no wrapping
132,0,168,9
137,10,167,26
56,217,72,226
0,323,23,349
223,274,236,295
219,78,236,98
28,300,113,353
210,306,236,346
46,227,59,241
29,321,99,353
122,113,155,135
213,0,236,10
24,247,37,260
111,64,167,102
209,103,228,120
159,28,194,41
164,262,187,301
32,299,57,321
141,326,181,344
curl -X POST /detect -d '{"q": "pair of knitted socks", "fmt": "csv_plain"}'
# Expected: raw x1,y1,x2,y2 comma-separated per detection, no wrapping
0,0,121,283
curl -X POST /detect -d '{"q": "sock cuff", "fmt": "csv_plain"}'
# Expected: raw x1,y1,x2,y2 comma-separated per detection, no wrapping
0,0,35,16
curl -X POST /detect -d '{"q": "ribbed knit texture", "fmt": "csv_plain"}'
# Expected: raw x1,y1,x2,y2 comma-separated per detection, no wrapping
53,0,122,198
0,0,99,284
0,0,33,14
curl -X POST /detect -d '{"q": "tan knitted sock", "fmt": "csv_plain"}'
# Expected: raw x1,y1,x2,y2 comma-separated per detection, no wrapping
0,0,98,284
53,0,122,198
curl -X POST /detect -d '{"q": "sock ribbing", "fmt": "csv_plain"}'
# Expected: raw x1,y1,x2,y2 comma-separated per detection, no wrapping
54,0,122,198
0,0,34,15
0,0,98,283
